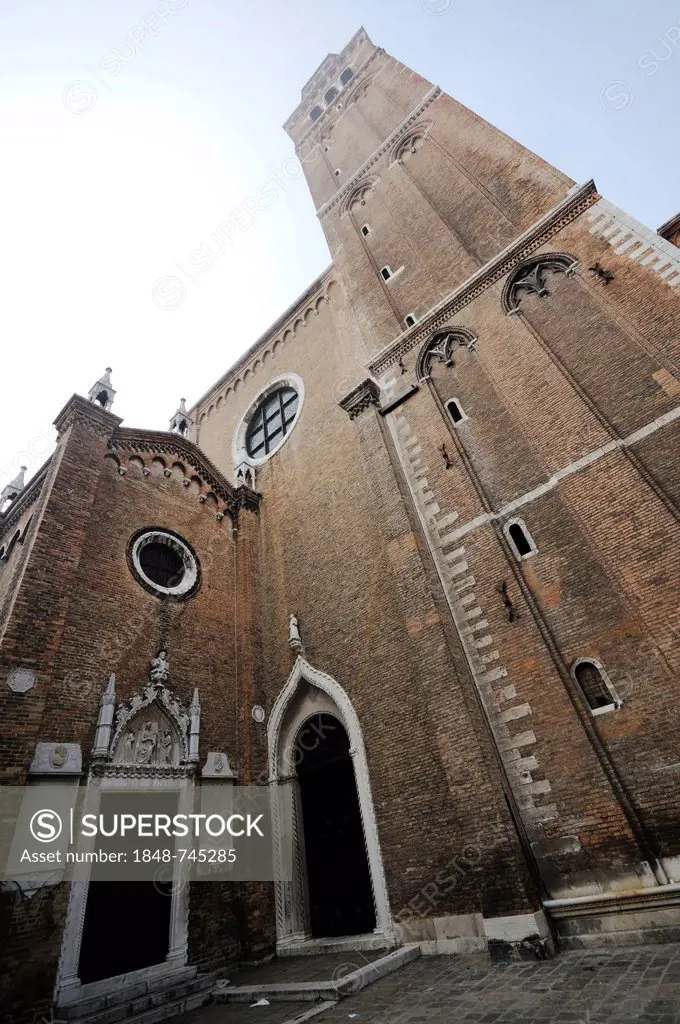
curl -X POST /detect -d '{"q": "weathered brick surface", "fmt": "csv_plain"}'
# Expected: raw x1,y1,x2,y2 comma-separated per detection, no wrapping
2,24,680,1024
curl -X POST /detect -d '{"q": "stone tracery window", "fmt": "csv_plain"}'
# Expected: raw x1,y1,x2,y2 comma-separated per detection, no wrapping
502,253,579,313
233,374,305,470
245,386,300,459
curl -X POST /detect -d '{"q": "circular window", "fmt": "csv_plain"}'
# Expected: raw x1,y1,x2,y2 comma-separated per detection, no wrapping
233,375,305,471
245,386,299,459
130,530,200,598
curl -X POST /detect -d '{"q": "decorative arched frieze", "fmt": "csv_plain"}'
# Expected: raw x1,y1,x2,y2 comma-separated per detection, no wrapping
340,175,379,216
388,120,432,165
416,326,478,381
502,252,579,313
345,73,375,108
267,655,393,948
107,429,247,518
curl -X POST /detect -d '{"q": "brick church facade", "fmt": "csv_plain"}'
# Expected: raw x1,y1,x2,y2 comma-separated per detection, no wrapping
1,26,680,1023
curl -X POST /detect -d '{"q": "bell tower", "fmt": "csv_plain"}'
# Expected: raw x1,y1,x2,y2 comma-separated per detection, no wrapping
285,28,573,353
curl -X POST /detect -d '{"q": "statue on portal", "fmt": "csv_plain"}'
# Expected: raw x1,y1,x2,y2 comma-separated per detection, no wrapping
150,649,169,685
121,729,136,762
136,721,158,764
159,729,174,765
289,614,304,654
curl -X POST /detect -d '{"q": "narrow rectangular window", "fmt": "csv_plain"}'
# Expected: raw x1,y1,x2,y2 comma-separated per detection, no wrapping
446,398,465,424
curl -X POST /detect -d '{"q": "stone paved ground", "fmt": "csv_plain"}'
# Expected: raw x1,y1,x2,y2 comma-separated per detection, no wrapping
179,944,680,1024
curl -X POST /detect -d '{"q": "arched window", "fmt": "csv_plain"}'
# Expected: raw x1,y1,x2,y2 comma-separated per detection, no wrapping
245,386,299,459
446,398,466,425
309,105,323,122
504,518,537,560
404,314,416,328
502,253,578,313
340,68,354,85
572,659,621,714
324,87,338,104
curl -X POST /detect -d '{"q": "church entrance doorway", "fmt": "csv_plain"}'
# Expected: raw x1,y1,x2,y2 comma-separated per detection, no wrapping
295,713,376,937
76,789,177,985
78,880,172,983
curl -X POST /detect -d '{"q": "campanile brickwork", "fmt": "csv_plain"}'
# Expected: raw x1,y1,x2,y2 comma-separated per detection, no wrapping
2,25,680,1024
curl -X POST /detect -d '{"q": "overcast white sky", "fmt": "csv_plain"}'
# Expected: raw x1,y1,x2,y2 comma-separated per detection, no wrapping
1,0,679,490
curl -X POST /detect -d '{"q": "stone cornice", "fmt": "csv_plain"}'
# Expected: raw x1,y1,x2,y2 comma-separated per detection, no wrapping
316,85,442,219
190,265,333,416
544,882,680,919
108,428,260,515
368,180,599,377
338,378,380,420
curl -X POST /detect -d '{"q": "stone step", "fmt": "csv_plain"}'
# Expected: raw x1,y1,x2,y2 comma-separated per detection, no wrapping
59,967,199,1017
278,933,395,957
58,972,213,1024
213,945,420,1004
76,988,211,1024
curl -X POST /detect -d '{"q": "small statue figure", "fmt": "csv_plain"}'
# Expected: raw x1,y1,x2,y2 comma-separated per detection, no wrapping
122,729,136,762
150,649,169,685
136,721,157,764
289,614,304,654
159,729,173,765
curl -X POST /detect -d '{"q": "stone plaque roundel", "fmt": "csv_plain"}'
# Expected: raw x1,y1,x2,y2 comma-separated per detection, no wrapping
7,668,37,694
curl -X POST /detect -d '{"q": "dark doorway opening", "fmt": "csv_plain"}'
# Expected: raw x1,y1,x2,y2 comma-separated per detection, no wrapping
78,880,172,983
77,790,176,984
296,713,376,938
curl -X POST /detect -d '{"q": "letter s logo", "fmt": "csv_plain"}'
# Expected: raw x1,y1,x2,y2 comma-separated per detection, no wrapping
30,810,63,843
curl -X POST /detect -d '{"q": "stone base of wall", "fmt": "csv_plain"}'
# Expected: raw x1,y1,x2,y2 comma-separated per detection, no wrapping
395,909,554,959
545,883,680,949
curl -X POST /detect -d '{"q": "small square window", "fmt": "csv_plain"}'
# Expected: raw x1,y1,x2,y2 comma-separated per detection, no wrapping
361,224,370,237
334,168,341,177
381,266,392,281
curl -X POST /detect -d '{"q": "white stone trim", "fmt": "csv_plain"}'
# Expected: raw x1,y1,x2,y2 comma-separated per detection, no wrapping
571,657,622,715
56,773,193,1006
443,402,680,543
131,530,198,598
445,397,467,426
503,517,538,561
587,198,680,287
267,655,393,948
483,908,551,943
384,395,557,825
232,373,305,471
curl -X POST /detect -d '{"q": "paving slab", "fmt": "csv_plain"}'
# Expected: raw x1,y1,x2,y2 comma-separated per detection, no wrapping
177,944,680,1024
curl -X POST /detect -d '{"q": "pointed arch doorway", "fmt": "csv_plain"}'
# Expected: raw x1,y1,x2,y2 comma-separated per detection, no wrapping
268,657,392,950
